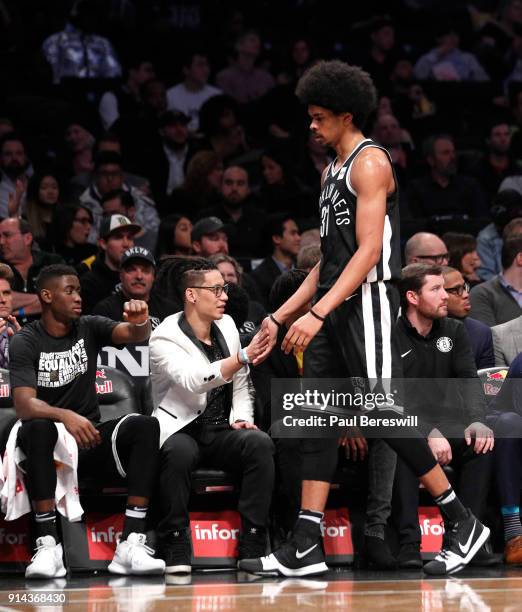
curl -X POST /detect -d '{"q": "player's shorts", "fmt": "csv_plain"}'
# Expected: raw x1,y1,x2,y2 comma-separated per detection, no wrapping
305,280,402,381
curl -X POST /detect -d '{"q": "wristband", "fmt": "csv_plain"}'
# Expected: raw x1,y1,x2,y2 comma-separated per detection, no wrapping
134,318,149,327
238,347,251,365
310,309,326,322
18,307,25,319
269,314,282,328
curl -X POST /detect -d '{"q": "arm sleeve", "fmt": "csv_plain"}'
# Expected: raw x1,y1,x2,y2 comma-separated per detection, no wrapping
9,333,37,390
150,335,232,395
83,315,120,349
477,327,495,369
492,327,508,366
470,286,496,328
452,323,488,423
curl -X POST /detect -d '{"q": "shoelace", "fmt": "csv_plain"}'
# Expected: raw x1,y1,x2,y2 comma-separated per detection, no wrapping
30,540,52,562
128,538,156,560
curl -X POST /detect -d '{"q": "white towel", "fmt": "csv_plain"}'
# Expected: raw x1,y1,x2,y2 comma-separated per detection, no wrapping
0,421,83,522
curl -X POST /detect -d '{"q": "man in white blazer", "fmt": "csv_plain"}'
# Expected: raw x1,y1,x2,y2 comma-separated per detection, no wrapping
150,260,275,574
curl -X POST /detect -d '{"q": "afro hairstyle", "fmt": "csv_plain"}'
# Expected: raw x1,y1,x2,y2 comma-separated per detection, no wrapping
295,60,377,129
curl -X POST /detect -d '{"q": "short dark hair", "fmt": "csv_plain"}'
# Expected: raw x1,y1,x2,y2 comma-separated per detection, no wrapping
265,212,296,253
422,133,454,158
182,48,209,69
94,151,122,171
94,132,121,156
398,263,444,309
36,264,78,294
181,262,218,297
0,263,14,287
154,255,208,308
295,60,377,128
502,236,522,269
269,269,307,312
442,232,477,272
100,189,135,210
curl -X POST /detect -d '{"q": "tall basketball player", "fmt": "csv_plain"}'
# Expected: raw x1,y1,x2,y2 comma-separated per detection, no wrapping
240,61,493,576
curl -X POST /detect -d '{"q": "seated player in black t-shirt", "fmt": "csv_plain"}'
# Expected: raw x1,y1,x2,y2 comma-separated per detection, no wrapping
9,264,165,579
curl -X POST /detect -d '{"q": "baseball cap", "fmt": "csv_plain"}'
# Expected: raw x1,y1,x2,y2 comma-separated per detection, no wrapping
191,216,227,242
121,246,156,268
100,215,141,240
159,110,190,127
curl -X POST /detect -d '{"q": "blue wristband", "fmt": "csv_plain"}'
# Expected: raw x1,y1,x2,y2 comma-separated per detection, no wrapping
239,348,250,365
18,307,25,319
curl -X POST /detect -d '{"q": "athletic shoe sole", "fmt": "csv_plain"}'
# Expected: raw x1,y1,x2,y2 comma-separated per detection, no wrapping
165,564,191,574
241,560,329,577
107,561,165,575
424,525,491,576
25,567,67,579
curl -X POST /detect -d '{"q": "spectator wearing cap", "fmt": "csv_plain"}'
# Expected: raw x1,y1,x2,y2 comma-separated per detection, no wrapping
79,215,141,314
93,246,176,412
470,236,522,326
252,213,301,309
191,216,229,257
100,189,156,252
167,50,221,132
199,165,266,257
0,217,64,321
80,151,159,244
477,191,522,281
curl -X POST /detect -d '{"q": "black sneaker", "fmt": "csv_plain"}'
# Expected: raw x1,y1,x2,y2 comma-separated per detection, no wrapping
159,528,192,574
238,520,328,577
423,510,490,575
397,543,423,569
469,539,500,567
365,535,397,570
238,527,268,561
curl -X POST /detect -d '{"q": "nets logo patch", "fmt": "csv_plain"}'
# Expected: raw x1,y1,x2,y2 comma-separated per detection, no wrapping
436,337,453,353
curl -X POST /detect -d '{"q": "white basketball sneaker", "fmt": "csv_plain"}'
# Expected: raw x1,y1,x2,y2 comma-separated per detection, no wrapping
108,533,166,575
25,536,66,579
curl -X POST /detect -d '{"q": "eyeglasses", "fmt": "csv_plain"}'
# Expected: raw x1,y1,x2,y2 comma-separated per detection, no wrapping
189,284,229,297
416,253,450,264
73,217,92,225
445,282,470,296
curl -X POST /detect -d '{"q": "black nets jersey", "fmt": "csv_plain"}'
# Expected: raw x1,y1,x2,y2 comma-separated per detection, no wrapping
318,138,401,290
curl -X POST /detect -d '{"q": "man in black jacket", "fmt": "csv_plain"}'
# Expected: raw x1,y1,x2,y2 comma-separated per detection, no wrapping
93,247,176,412
252,213,301,309
79,215,140,314
393,263,494,568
